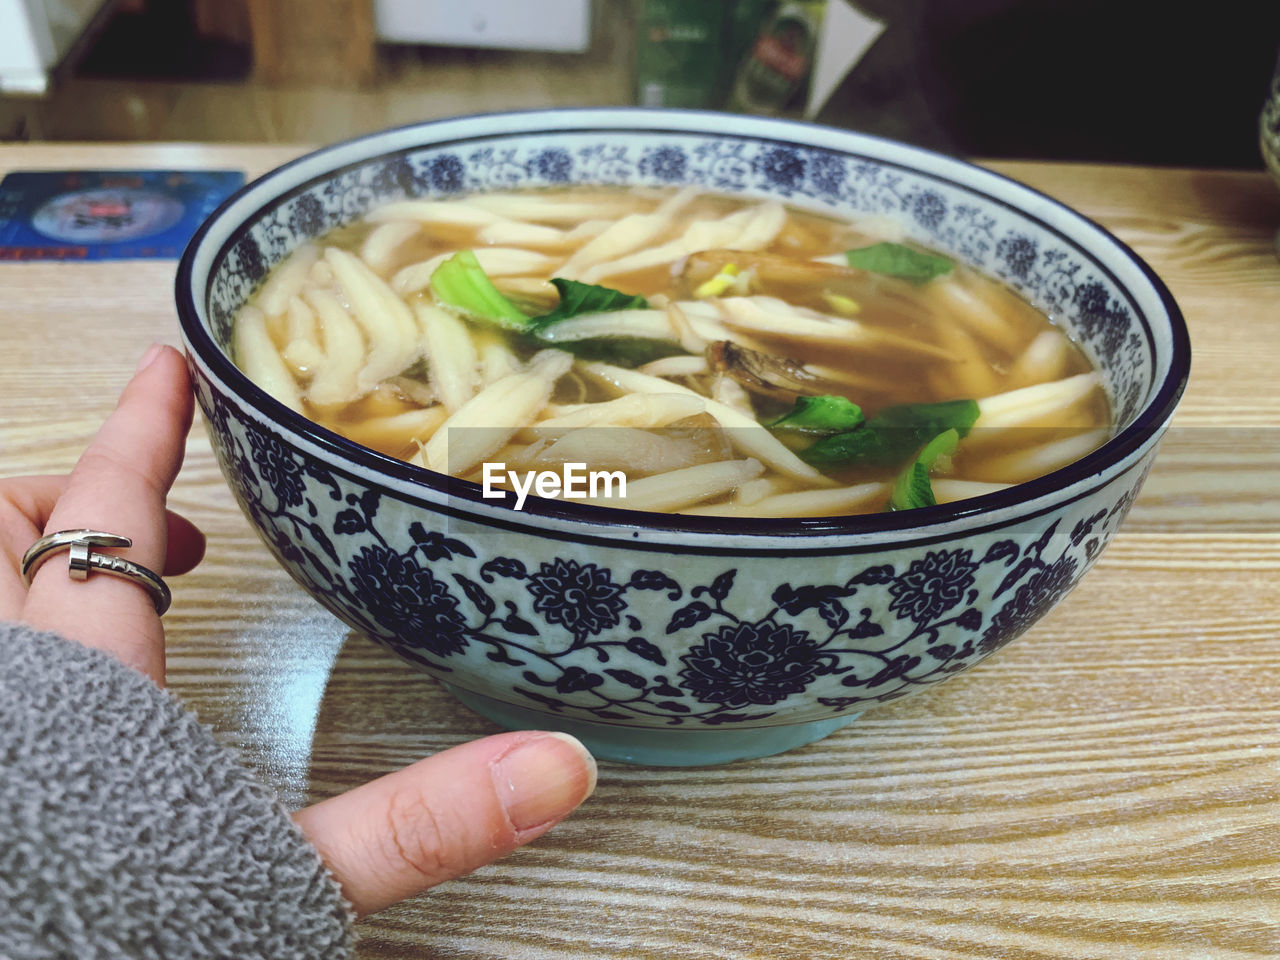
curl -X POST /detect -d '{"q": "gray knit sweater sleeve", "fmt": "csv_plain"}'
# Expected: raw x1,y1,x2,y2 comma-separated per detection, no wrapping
0,622,354,959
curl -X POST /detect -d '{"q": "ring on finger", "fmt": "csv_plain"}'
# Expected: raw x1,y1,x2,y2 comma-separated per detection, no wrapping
21,529,172,615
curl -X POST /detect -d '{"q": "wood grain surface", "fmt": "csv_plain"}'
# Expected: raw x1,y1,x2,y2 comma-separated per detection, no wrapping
2,144,1278,959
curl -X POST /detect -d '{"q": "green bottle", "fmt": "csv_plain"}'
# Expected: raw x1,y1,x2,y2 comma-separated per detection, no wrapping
728,0,826,116
633,0,729,109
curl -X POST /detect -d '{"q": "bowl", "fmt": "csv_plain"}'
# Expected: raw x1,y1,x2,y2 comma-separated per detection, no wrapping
176,108,1189,766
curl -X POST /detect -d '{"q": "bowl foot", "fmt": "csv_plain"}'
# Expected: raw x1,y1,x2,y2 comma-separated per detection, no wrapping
443,684,862,766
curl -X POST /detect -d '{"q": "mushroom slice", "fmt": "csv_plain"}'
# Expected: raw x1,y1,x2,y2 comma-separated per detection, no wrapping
705,340,830,405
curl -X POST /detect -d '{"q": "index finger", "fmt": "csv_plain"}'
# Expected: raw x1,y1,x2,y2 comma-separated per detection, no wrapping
22,344,194,684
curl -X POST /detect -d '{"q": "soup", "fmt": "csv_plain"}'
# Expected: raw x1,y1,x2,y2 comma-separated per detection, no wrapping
233,187,1110,517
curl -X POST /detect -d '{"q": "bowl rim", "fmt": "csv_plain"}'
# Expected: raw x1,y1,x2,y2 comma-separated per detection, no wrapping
176,106,1190,541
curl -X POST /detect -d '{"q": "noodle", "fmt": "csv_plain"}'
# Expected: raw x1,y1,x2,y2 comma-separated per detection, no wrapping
231,186,1111,518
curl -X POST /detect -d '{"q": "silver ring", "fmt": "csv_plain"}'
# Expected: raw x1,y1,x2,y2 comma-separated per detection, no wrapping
21,529,172,615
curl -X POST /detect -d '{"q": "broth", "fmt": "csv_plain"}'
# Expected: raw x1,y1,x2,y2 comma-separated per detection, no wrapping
232,186,1110,517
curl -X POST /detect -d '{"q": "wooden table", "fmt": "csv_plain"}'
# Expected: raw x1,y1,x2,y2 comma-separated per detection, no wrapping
4,144,1280,959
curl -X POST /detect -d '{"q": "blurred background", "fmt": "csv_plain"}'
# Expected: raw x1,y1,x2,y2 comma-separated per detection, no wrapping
0,0,1276,169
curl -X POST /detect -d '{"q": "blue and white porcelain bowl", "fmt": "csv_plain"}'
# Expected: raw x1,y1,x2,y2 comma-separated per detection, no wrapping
176,109,1189,766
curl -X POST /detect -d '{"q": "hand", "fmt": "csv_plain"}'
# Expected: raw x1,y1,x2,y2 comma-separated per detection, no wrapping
0,342,595,917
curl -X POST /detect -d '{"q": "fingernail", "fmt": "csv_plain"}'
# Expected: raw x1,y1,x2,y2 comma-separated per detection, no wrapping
135,342,166,373
492,732,597,834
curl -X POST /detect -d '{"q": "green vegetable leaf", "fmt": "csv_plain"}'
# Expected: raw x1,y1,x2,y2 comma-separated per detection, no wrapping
845,242,954,284
889,429,960,511
872,398,980,442
555,337,686,368
799,427,894,468
520,278,658,365
430,250,531,330
766,395,865,434
801,398,978,469
431,256,651,340
529,279,649,331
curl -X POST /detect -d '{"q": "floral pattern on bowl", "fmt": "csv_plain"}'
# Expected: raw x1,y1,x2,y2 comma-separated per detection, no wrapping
178,109,1188,765
194,366,1153,732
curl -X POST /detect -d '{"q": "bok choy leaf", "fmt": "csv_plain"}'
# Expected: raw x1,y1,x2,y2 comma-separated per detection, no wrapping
529,279,649,331
845,242,953,284
431,252,651,334
429,249,531,330
765,395,865,434
889,428,960,511
801,398,979,468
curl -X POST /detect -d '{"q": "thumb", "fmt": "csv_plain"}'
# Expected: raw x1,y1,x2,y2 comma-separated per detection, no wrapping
293,731,596,916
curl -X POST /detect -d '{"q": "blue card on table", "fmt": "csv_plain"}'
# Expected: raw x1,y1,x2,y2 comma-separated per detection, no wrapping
0,169,244,261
